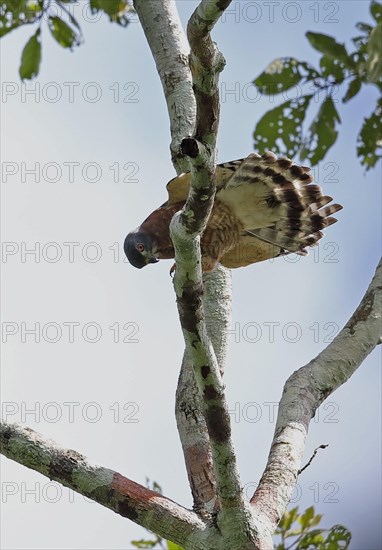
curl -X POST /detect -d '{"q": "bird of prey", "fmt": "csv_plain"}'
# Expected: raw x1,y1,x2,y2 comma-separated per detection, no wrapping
124,151,342,272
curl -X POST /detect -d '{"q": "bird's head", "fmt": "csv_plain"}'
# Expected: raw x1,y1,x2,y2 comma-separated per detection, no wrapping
124,231,159,269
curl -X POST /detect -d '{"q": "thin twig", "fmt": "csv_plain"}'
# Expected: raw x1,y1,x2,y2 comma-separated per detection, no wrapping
298,444,329,475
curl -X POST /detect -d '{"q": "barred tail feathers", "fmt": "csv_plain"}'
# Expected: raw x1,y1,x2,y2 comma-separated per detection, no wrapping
216,151,342,255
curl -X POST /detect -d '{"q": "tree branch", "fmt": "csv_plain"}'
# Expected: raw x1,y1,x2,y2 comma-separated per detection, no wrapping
0,422,206,547
5,2,377,549
298,444,329,475
175,265,233,516
133,0,195,174
1,421,269,548
176,353,218,515
187,0,231,145
251,257,382,532
133,0,219,516
170,0,257,541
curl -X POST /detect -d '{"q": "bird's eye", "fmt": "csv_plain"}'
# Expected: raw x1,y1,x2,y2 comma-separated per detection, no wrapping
136,243,145,252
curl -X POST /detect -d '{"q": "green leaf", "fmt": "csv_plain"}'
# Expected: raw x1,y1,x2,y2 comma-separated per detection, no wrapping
352,34,368,53
356,22,373,35
89,0,133,26
370,1,382,23
19,29,41,80
277,506,300,532
323,525,352,547
48,16,80,49
130,539,159,549
309,513,323,529
357,98,382,169
319,55,346,83
254,58,308,95
306,32,354,68
166,541,185,550
366,22,382,83
253,95,313,158
0,0,42,37
25,0,43,11
342,78,362,102
298,505,315,530
301,96,341,164
56,1,82,33
298,529,325,548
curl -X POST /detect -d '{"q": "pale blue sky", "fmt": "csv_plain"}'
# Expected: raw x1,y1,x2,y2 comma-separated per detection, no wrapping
1,1,381,549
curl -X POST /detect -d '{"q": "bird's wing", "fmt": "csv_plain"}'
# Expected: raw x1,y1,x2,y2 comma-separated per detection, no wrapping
216,151,342,254
166,172,191,205
220,233,282,268
165,159,244,205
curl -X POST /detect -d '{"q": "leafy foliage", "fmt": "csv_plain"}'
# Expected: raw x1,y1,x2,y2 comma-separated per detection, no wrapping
357,97,382,169
0,0,43,38
300,97,341,164
47,15,81,49
254,58,318,95
366,21,382,83
0,0,134,79
90,0,132,26
253,0,382,170
19,28,41,80
253,95,313,158
275,506,351,549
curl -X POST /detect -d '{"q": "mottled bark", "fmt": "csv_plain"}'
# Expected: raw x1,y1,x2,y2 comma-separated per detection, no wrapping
175,266,232,516
1,0,381,548
170,0,257,540
251,258,382,530
0,422,205,547
133,0,221,515
133,0,195,174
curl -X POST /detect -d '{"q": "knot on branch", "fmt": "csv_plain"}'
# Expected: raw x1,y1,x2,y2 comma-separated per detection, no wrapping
181,138,200,158
214,49,226,73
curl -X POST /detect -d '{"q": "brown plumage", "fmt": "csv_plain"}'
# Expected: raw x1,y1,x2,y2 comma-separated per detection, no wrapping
124,152,342,272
